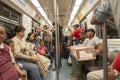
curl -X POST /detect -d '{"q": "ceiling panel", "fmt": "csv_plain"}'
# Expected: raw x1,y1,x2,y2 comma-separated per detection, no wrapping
38,0,75,27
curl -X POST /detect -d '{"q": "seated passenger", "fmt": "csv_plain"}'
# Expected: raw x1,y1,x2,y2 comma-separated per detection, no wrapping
0,25,19,80
4,39,27,80
37,39,50,56
26,32,51,77
70,28,103,80
87,53,120,80
12,26,42,80
37,39,52,63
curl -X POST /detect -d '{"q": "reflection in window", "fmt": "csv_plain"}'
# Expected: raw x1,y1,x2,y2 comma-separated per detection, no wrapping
5,23,17,39
0,3,10,19
0,21,17,39
0,1,21,24
11,10,20,22
96,21,119,39
106,25,118,39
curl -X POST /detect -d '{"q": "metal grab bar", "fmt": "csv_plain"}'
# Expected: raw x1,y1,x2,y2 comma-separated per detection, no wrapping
54,0,59,80
106,19,115,25
102,22,108,80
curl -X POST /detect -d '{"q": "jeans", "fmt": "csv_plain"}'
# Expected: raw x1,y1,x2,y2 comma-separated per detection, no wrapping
16,59,42,80
70,54,97,80
70,54,84,79
54,54,62,68
53,47,62,68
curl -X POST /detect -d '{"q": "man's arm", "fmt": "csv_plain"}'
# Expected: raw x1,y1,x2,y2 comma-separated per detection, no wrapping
108,53,120,80
91,16,103,25
91,16,114,25
109,53,120,69
96,43,103,55
91,0,112,25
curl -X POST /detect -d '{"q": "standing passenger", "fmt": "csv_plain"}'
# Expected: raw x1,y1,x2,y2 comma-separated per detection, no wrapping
71,24,85,45
52,22,62,71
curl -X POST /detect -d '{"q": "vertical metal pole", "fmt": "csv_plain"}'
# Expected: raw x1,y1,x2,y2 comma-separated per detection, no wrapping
54,0,59,80
56,2,60,74
102,22,108,80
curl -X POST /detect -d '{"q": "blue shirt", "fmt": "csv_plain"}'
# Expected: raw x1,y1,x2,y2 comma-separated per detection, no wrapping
35,41,39,48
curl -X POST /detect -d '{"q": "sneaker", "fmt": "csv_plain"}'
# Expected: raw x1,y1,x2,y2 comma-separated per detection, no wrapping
52,67,57,71
69,70,74,75
71,77,82,80
67,63,72,66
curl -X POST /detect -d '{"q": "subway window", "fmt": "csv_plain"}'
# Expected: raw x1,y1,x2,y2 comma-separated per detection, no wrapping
10,10,20,22
0,21,17,39
96,21,119,39
0,1,21,24
0,2,10,19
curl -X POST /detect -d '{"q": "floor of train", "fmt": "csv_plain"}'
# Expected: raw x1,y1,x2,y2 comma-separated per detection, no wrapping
44,58,72,80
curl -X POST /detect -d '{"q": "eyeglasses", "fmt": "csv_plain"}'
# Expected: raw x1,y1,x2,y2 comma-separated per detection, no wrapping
0,31,6,35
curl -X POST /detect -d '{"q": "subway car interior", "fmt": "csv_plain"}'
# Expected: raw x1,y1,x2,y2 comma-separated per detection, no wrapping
0,0,120,80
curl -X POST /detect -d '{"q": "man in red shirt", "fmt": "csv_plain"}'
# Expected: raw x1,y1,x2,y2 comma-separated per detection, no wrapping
71,24,85,45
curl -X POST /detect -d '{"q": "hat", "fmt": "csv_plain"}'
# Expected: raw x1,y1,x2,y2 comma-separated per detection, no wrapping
74,24,79,28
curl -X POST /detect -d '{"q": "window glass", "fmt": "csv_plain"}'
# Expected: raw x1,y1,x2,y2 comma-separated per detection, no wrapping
0,21,17,39
11,10,20,22
0,1,21,24
0,3,10,19
96,21,119,39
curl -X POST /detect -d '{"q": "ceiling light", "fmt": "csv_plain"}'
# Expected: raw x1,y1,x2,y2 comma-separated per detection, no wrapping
31,0,52,26
37,8,47,20
75,0,83,6
68,0,83,26
30,0,40,7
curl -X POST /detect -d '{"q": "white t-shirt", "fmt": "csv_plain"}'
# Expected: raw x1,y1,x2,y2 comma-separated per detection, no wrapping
82,38,90,45
87,37,101,48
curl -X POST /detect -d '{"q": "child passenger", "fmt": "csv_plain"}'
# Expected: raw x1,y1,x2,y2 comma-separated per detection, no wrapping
37,39,50,57
37,39,52,63
4,39,27,80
